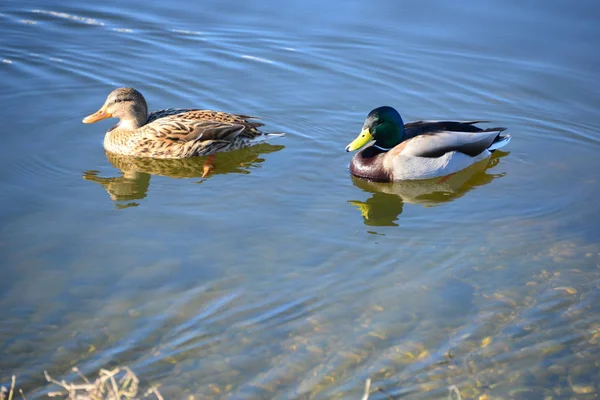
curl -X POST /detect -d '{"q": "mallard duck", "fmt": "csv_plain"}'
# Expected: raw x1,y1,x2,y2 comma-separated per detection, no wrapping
345,106,511,182
82,88,284,171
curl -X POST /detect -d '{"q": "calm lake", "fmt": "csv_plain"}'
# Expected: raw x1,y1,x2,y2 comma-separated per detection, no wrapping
1,0,599,398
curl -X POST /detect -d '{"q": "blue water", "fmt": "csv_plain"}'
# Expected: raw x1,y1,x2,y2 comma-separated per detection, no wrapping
1,0,599,398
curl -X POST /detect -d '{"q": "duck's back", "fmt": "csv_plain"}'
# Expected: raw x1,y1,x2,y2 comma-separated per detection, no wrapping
403,120,490,140
146,109,264,138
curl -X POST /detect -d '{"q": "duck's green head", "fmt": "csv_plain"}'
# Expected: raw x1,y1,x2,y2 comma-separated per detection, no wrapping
345,106,405,152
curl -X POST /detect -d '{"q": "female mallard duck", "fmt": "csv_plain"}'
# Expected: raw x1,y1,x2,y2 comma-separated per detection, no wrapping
82,87,284,163
345,106,511,182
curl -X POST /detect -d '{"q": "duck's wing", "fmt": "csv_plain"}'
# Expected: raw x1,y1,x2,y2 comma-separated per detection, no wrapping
400,120,508,157
404,120,500,138
140,115,246,143
146,108,196,123
397,129,506,158
146,109,264,139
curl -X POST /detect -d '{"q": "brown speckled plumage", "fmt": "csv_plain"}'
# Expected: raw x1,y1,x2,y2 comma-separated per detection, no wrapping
83,88,281,159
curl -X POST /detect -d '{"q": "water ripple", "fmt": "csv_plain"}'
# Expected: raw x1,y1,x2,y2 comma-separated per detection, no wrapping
31,9,105,26
2,1,600,398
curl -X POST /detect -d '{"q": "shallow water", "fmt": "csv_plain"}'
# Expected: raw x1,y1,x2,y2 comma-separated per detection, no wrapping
1,0,599,398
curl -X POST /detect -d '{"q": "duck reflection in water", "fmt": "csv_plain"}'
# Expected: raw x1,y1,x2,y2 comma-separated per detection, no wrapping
83,143,284,208
348,151,509,227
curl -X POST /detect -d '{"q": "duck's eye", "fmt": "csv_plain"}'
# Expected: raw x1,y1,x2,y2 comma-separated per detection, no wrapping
114,99,122,103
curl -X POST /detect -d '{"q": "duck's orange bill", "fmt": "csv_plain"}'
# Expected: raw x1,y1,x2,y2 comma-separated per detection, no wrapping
82,106,112,124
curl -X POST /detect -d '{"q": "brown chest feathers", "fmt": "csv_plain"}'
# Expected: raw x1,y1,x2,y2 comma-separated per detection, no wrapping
349,146,391,182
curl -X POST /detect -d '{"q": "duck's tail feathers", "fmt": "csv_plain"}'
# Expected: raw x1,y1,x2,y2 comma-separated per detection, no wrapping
251,131,286,143
266,132,286,138
483,126,507,133
488,133,511,151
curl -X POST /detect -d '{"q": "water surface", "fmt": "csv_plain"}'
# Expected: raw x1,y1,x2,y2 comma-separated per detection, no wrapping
1,0,599,398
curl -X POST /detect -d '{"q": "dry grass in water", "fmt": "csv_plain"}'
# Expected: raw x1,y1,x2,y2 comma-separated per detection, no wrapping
361,378,463,400
1,367,163,400
3,367,466,400
0,375,26,400
44,367,163,400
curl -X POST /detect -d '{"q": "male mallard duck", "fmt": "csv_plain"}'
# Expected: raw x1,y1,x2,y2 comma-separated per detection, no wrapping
82,88,284,174
345,106,511,182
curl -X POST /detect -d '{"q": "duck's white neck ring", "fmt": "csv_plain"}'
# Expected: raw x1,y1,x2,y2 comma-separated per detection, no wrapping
373,145,392,151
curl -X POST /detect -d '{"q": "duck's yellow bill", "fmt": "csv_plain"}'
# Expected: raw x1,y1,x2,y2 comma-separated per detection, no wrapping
82,107,111,124
345,129,374,152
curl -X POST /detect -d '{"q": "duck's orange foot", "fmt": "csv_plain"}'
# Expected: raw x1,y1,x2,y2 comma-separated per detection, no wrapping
202,155,216,178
